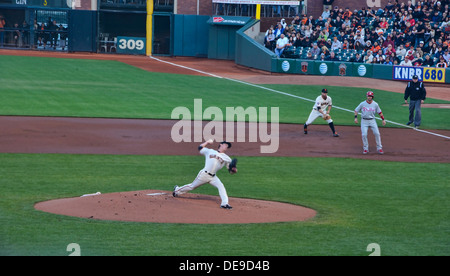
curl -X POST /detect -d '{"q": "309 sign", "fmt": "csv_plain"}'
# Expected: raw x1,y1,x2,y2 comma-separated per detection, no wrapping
117,37,146,55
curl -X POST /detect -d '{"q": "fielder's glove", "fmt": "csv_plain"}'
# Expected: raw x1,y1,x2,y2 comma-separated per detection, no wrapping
228,158,238,174
323,114,331,120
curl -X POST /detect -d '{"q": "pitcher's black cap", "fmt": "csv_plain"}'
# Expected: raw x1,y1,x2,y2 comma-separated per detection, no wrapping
220,141,232,148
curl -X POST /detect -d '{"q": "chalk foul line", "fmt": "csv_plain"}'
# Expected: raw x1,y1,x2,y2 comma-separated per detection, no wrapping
149,56,450,140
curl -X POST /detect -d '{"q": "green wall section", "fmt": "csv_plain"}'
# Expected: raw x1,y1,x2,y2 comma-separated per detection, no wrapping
173,15,210,57
235,20,275,71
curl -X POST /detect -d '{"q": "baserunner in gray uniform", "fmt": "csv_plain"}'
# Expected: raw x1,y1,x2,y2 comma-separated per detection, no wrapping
354,91,386,155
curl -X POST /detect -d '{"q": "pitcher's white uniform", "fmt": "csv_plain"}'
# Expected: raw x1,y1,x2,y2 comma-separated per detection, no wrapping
174,147,231,206
355,100,383,152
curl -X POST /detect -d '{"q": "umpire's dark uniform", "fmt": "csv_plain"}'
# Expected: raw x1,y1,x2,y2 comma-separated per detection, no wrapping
404,75,426,128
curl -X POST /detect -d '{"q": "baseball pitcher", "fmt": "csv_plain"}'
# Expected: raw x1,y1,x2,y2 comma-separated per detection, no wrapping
173,140,237,209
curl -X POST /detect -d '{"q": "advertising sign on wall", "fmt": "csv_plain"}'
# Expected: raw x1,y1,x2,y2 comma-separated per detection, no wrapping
393,66,446,83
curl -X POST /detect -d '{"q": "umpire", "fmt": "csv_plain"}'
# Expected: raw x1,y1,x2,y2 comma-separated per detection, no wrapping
404,75,426,128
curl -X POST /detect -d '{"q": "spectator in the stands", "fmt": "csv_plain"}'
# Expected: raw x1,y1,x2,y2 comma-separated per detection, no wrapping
365,50,374,63
354,40,365,51
351,52,364,62
264,27,276,51
0,15,6,47
330,36,342,51
292,15,301,25
384,55,393,65
415,42,424,57
299,36,310,48
322,7,330,19
429,42,440,58
323,0,334,12
400,54,413,66
274,23,284,39
443,49,450,64
304,25,312,38
306,15,315,26
412,51,424,66
275,33,290,58
436,55,448,67
20,20,30,47
319,52,327,61
396,43,407,57
422,54,435,66
331,16,342,28
414,20,426,47
270,0,449,67
383,34,395,49
384,43,396,56
326,51,339,61
373,49,385,63
13,22,21,47
293,33,303,48
310,42,321,57
316,16,325,28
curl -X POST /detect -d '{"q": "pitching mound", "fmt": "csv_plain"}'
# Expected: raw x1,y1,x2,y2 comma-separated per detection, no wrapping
34,190,317,224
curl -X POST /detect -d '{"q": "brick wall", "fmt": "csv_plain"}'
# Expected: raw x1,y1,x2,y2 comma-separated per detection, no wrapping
71,0,91,10
177,0,213,15
77,0,91,10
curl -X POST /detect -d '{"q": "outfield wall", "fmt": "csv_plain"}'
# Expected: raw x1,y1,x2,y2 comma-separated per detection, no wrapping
173,15,209,57
235,19,450,84
272,59,450,84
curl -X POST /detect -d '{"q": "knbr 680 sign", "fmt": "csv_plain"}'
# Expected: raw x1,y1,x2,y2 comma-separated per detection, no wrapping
117,37,146,55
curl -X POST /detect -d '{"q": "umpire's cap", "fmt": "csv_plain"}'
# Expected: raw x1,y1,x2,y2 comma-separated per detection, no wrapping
412,75,419,80
366,91,374,97
220,141,232,148
322,88,328,93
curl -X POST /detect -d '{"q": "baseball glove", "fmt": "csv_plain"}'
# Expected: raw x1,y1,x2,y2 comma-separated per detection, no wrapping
323,114,331,120
228,158,238,174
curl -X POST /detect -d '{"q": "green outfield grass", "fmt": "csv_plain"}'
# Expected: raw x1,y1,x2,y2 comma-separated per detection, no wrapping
0,55,449,256
0,55,449,129
0,153,449,256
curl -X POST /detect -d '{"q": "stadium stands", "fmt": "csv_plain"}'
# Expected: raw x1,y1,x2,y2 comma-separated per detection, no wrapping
265,1,450,67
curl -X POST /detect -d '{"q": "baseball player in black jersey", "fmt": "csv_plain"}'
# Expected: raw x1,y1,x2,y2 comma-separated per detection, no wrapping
404,75,427,128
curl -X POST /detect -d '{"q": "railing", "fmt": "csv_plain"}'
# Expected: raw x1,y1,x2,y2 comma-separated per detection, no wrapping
0,27,68,51
100,0,147,5
213,3,303,17
99,0,173,8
